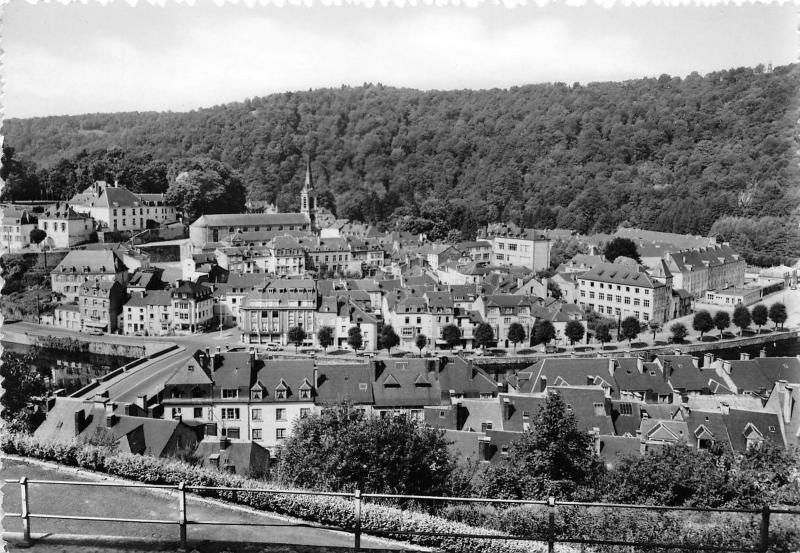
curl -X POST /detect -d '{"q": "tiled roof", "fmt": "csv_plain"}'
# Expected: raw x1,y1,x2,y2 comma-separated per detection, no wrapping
726,357,800,393
578,262,662,288
53,249,127,274
192,213,309,228
372,359,442,408
316,363,374,404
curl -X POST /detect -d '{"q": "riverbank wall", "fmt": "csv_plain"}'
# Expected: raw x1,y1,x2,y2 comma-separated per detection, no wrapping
1,324,172,358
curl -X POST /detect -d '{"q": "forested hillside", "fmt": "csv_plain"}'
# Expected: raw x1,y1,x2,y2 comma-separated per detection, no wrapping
3,63,799,263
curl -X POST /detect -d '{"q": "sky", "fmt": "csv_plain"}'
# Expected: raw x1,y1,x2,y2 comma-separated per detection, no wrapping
2,1,797,119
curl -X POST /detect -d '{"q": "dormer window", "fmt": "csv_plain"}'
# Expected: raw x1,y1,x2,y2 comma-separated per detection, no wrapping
251,390,263,400
299,389,311,400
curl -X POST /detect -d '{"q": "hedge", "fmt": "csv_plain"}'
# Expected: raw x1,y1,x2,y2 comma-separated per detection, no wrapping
3,430,799,553
0,431,539,553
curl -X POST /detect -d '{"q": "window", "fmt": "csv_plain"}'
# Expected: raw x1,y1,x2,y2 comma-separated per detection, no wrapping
300,408,311,418
643,300,650,308
275,389,286,399
226,427,240,440
634,298,640,306
606,306,613,314
593,403,605,416
589,291,595,299
252,409,262,421
439,410,447,418
508,243,517,251
193,407,203,418
503,317,511,325
222,389,238,399
251,390,262,400
501,445,509,455
580,290,586,297
619,403,633,415
598,293,604,300
299,389,311,400
276,408,286,421
624,297,630,305
481,422,493,431
171,407,182,418
221,408,240,420
276,428,286,440
359,382,368,391
251,428,262,440
615,295,622,303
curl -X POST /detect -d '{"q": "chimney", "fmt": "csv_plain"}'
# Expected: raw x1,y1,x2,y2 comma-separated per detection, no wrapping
249,347,256,366
760,348,767,358
104,402,116,417
313,366,319,390
587,375,595,386
637,429,646,455
722,360,732,375
540,375,548,392
662,360,670,382
136,395,148,410
220,437,230,450
740,352,750,361
590,427,601,456
719,402,730,415
691,356,699,369
703,353,714,368
74,410,86,436
106,413,118,428
636,355,644,374
478,437,491,461
503,397,513,420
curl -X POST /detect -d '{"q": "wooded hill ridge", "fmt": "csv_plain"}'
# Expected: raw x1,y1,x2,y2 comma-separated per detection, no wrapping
3,63,799,264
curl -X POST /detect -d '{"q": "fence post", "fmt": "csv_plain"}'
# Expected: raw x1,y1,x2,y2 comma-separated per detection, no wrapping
19,477,31,545
178,482,187,551
354,489,362,550
547,496,556,553
759,505,771,553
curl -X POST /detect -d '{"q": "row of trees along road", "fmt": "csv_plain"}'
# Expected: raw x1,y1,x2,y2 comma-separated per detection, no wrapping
688,302,787,340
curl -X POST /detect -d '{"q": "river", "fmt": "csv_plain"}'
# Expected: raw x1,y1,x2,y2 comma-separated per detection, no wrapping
2,340,136,395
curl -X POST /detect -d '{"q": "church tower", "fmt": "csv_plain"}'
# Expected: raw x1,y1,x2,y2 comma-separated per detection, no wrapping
300,158,318,230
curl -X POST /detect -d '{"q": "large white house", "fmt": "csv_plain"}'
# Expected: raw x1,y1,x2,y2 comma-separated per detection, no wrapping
69,181,177,232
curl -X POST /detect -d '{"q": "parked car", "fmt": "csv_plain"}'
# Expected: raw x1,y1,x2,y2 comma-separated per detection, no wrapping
264,343,282,351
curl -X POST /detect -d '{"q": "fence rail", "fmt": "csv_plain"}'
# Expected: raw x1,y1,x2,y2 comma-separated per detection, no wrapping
5,476,800,552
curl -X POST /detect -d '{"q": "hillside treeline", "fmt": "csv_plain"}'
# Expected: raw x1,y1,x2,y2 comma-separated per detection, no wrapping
2,63,798,263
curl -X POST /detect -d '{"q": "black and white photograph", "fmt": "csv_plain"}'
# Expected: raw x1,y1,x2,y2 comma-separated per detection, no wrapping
1,1,799,551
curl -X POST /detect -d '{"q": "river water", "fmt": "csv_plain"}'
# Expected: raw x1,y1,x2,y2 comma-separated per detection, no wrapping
1,340,136,395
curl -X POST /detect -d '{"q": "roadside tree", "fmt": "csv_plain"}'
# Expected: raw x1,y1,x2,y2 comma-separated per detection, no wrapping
441,324,462,349
287,326,307,352
415,334,428,356
317,326,334,352
507,322,526,351
693,310,714,339
620,316,640,346
534,320,557,346
347,326,363,351
595,323,612,349
670,322,688,343
732,305,751,336
564,320,585,346
713,311,730,338
751,304,769,333
769,302,788,330
379,325,400,354
474,323,495,351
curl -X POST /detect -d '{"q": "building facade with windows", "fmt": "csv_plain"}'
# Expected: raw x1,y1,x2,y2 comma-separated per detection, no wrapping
51,249,129,302
171,281,214,334
239,279,318,345
0,206,36,253
78,279,126,333
577,262,672,324
481,224,551,273
39,205,94,249
69,181,176,232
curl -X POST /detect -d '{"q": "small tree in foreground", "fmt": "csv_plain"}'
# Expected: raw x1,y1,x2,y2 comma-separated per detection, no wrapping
751,304,769,333
534,320,556,346
317,326,334,352
564,320,585,346
620,316,640,346
415,333,428,356
693,310,714,339
347,326,363,351
479,392,603,500
379,324,400,354
441,324,462,349
713,311,730,338
474,323,495,351
595,323,612,349
732,305,751,336
769,302,788,330
507,322,526,351
276,402,455,495
287,325,307,352
670,322,688,343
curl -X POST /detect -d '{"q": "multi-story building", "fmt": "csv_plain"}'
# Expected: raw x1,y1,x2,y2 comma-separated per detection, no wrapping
474,295,537,348
171,281,214,334
122,290,172,336
266,235,306,276
239,279,318,345
51,249,129,301
577,261,672,324
456,241,493,262
0,206,37,253
662,245,745,297
69,181,176,232
52,304,81,331
38,204,94,248
303,237,353,275
481,224,551,272
316,295,382,351
78,279,126,333
189,213,311,250
213,273,270,327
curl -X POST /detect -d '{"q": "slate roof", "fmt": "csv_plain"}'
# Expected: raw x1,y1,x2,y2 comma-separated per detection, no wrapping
657,356,731,394
438,357,498,400
726,357,800,393
192,213,309,228
550,386,615,434
252,360,316,402
125,290,172,308
500,393,546,432
460,398,504,432
578,262,663,288
371,359,442,408
724,409,785,452
53,249,127,274
444,429,485,462
599,436,641,468
194,440,270,477
519,358,617,395
614,358,672,396
316,363,374,405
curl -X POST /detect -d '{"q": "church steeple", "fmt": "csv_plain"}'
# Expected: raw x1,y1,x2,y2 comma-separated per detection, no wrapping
300,157,317,231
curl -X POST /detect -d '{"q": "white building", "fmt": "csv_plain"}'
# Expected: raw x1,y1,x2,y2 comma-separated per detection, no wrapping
69,181,177,233
0,206,37,253
39,205,94,249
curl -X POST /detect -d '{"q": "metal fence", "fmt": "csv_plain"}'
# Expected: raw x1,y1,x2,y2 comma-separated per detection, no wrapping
4,477,800,552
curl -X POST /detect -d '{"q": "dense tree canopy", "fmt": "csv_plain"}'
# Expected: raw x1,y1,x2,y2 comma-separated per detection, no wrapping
3,64,798,258
165,158,247,221
277,402,454,495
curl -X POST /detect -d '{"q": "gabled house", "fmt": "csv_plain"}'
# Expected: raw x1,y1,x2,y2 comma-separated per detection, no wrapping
51,249,128,301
